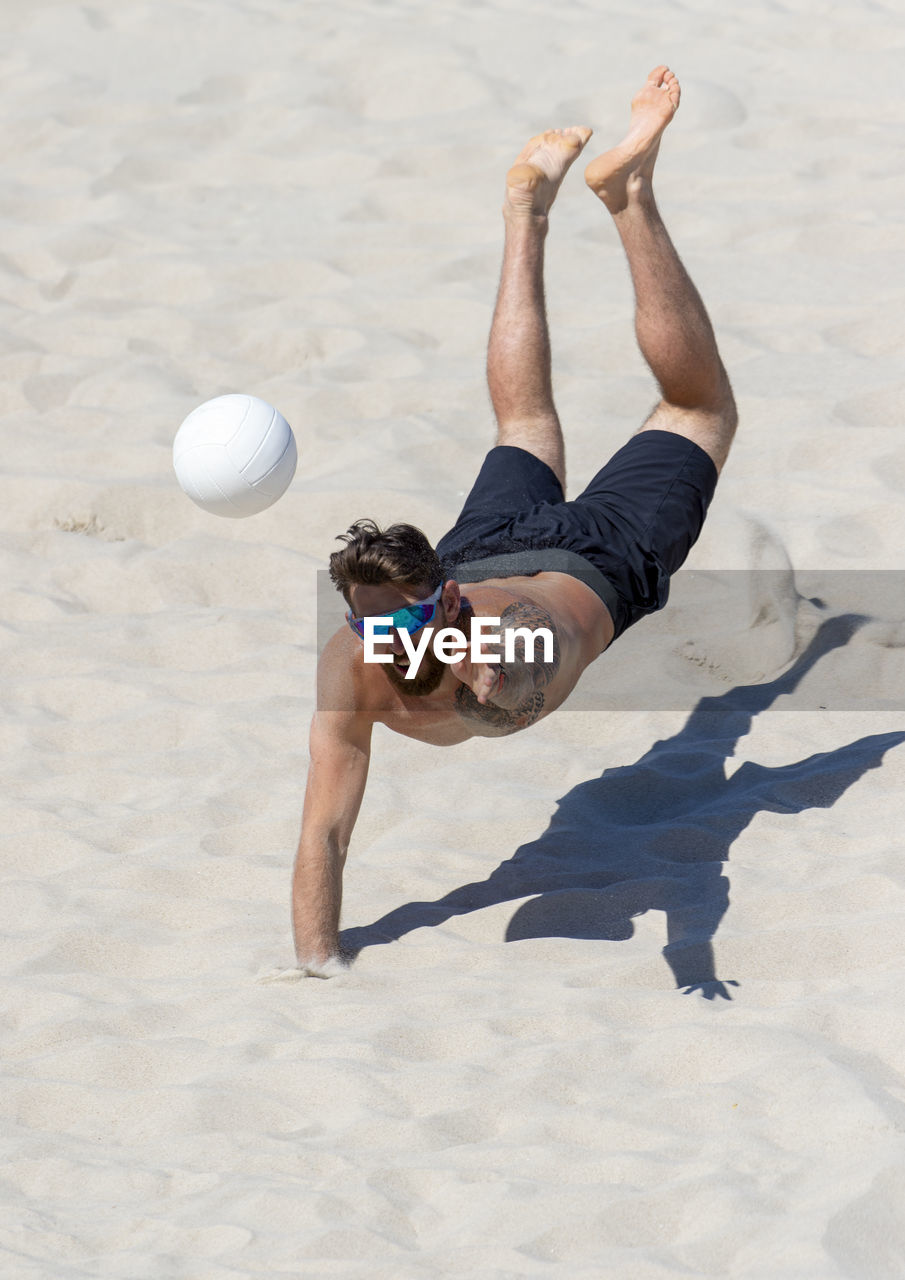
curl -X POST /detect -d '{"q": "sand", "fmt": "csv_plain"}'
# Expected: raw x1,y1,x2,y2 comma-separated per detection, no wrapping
3,0,905,1275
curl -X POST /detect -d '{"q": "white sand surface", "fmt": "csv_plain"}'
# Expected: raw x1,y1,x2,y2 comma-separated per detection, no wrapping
4,1,905,1275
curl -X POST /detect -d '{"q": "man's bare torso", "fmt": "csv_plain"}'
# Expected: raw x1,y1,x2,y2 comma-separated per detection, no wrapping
322,572,615,744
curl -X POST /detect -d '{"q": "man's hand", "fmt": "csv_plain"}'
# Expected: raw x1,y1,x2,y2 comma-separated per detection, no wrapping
451,602,560,710
257,953,352,983
451,649,534,710
450,652,506,706
450,627,524,709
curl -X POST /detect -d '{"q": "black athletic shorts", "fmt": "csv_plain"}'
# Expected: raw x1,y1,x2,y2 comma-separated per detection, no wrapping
435,429,719,641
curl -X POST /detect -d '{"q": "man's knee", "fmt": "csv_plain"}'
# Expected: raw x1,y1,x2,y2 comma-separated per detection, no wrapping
639,393,737,474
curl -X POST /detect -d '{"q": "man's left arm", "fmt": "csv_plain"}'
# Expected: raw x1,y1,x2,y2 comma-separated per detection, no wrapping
451,601,561,731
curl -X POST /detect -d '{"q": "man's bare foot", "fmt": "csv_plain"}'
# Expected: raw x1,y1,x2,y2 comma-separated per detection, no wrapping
584,66,680,214
505,125,593,219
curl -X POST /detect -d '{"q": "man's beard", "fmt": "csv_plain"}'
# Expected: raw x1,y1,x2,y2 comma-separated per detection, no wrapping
380,604,472,698
381,643,447,697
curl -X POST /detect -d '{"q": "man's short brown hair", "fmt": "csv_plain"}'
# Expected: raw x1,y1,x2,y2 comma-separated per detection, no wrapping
329,519,442,603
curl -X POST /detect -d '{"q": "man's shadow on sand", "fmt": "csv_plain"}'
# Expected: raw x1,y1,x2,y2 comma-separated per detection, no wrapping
342,614,905,998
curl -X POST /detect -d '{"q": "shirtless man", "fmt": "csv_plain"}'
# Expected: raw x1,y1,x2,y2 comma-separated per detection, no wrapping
291,67,737,976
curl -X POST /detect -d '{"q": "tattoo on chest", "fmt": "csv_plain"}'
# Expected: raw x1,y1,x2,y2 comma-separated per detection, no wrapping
453,599,560,737
502,600,560,688
454,686,546,736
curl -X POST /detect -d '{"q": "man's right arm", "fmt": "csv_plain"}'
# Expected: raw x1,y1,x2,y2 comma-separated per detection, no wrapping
291,628,376,976
291,705,372,975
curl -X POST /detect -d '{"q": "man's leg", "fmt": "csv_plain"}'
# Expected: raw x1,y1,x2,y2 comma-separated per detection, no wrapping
486,127,592,489
585,66,737,472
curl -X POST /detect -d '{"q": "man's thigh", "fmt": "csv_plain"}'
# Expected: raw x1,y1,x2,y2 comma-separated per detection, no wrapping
572,427,718,579
435,444,565,572
639,399,737,475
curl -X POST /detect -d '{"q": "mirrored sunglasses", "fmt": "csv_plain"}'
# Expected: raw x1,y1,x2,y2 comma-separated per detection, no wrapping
346,582,444,640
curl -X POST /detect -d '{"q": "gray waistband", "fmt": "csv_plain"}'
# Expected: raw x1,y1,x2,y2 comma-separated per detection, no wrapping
448,548,623,622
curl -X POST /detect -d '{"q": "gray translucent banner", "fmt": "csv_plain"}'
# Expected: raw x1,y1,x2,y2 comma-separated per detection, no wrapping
316,569,905,712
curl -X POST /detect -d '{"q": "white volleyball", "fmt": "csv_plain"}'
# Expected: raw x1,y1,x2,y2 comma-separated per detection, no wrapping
173,394,297,517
